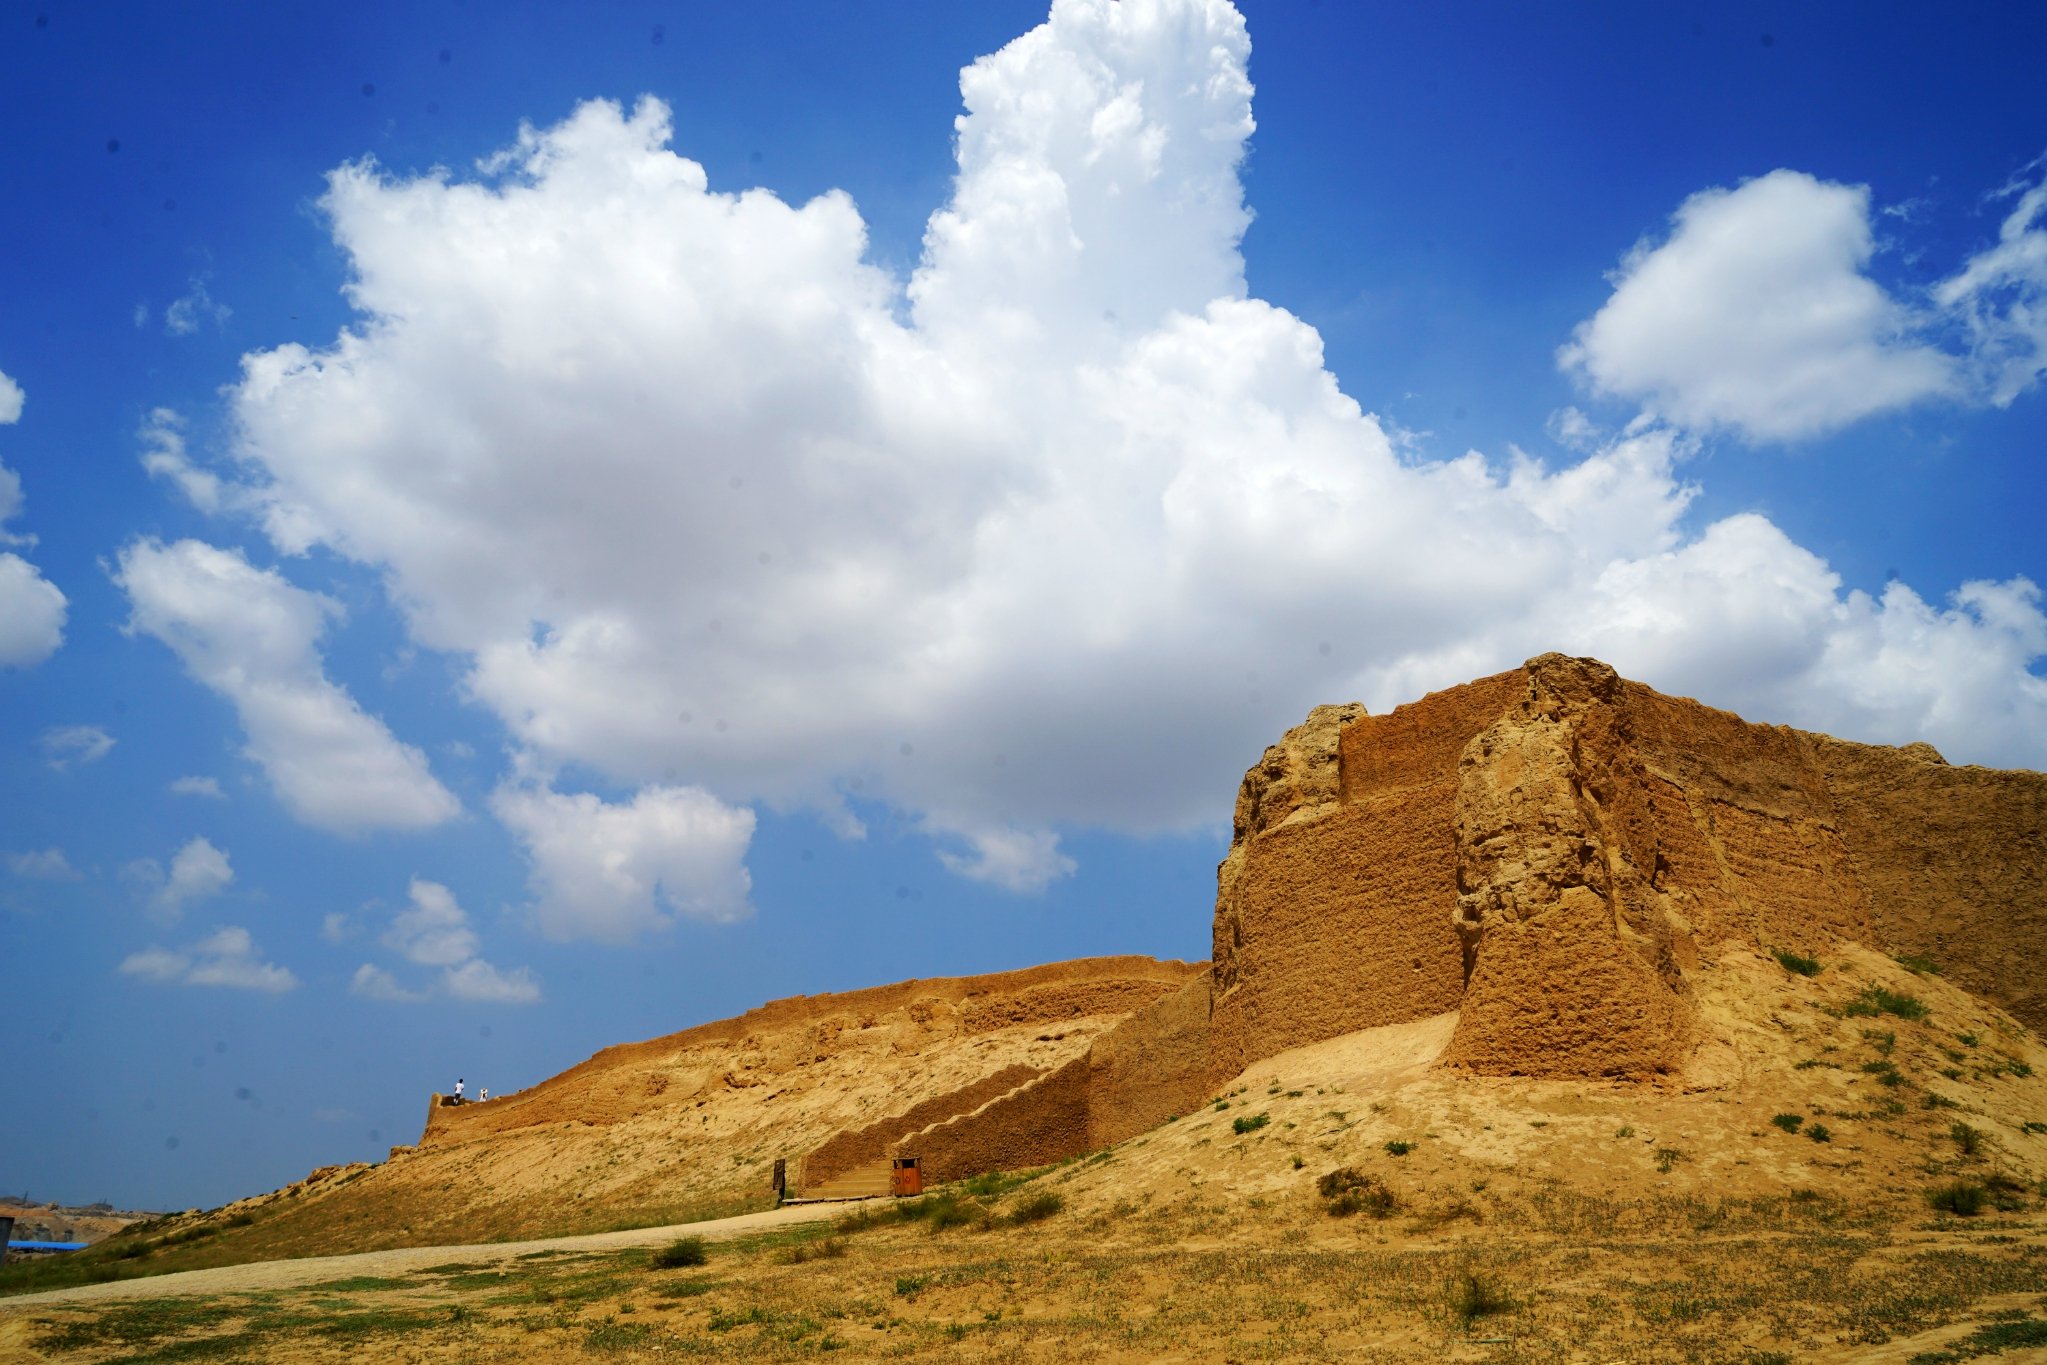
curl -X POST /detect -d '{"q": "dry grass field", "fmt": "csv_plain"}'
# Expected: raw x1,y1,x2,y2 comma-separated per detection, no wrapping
5,1174,2045,1363
6,943,2045,1361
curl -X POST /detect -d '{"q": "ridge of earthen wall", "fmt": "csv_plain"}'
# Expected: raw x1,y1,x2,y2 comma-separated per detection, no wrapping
959,978,1192,1034
1810,735,2047,1032
801,1063,1043,1190
419,955,1200,1147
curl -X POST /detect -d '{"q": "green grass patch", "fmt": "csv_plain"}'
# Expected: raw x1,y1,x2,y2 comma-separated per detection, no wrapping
1771,1113,1805,1133
586,1319,656,1350
1895,954,1942,976
1844,985,1930,1021
1447,1270,1513,1327
1906,1314,2047,1364
1233,1112,1270,1135
1773,948,1823,977
999,1191,1064,1226
650,1235,708,1269
1925,1181,1987,1216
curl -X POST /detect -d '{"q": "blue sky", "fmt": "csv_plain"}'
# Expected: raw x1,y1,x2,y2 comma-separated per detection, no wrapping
3,0,2043,1211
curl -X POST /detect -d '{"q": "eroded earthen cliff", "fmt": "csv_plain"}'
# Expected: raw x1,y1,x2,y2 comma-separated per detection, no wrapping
1212,653,2047,1082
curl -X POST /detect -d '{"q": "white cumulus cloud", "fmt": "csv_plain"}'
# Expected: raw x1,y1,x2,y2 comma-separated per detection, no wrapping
441,958,542,1005
138,408,226,514
40,724,113,770
169,775,226,799
0,367,66,669
349,962,424,1003
356,878,540,1004
1936,159,2047,406
382,878,479,966
492,783,756,941
120,925,296,994
130,836,235,921
6,847,80,881
114,538,459,833
163,274,230,336
178,0,2046,936
1559,169,1956,442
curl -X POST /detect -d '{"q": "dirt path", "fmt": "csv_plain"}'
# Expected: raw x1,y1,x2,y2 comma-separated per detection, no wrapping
0,1201,848,1309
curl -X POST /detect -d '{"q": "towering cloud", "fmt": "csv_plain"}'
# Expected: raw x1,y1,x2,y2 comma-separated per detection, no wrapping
201,0,2045,934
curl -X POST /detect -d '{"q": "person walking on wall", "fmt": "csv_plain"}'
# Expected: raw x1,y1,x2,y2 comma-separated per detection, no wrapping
454,1077,465,1104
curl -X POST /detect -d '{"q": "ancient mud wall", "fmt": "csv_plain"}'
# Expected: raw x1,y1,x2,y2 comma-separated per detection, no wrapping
420,954,1198,1148
802,1063,1042,1188
1214,652,2047,1083
868,969,1216,1185
1084,969,1215,1147
1207,679,1517,1085
1812,735,2047,1029
892,1058,1093,1184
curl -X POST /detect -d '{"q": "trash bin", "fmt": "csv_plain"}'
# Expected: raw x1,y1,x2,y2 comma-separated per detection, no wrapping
890,1157,923,1197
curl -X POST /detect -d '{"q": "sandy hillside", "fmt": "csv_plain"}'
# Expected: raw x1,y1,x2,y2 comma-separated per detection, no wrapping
125,955,1199,1263
1038,942,2047,1221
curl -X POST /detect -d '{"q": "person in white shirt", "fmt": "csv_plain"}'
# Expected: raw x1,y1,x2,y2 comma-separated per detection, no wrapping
454,1077,465,1102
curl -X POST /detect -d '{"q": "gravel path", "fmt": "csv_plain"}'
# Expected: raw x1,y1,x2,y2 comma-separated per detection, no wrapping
0,1201,848,1309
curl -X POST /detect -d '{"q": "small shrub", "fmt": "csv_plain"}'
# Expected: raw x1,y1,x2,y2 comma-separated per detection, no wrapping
1895,953,1942,975
1861,1060,1905,1087
1958,1032,1980,1047
1383,1139,1414,1156
1317,1167,1396,1218
1951,1122,1986,1157
2021,1120,2047,1135
919,1195,983,1234
1615,1125,1635,1139
1925,1181,1986,1216
1771,1113,1804,1133
1806,1123,1833,1143
1212,1098,1230,1112
894,1275,928,1298
1232,1113,1270,1135
1864,1028,1897,1056
1448,1270,1512,1326
1773,948,1823,977
777,1237,847,1265
1844,985,1929,1021
651,1236,708,1269
1984,1174,2030,1212
1290,1154,1305,1169
1002,1191,1063,1226
1654,1148,1684,1173
1924,1091,1960,1109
